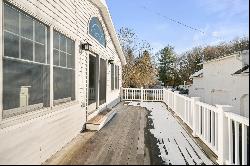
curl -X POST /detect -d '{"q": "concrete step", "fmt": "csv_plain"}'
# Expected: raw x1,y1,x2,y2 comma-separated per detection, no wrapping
86,108,117,131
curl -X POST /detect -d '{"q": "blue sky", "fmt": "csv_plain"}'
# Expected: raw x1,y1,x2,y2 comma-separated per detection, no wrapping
106,0,249,54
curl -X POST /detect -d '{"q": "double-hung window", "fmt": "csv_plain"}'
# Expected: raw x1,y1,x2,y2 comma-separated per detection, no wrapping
53,30,75,105
3,3,50,118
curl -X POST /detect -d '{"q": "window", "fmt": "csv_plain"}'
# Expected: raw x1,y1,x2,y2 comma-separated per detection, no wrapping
115,66,119,89
3,3,50,118
111,65,119,90
53,30,75,105
89,17,106,47
111,64,114,90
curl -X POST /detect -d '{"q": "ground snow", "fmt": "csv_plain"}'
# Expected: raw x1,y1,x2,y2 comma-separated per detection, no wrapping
129,102,214,165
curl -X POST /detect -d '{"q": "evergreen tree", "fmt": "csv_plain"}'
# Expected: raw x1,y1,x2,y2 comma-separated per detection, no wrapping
157,45,177,87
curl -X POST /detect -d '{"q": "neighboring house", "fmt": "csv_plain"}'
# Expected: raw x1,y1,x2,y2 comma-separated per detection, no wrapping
189,50,249,118
189,69,205,101
0,0,126,164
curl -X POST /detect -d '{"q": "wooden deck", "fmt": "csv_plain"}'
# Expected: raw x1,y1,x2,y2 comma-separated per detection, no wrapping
44,102,215,165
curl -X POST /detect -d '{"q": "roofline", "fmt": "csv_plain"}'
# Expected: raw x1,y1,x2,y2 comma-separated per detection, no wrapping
88,0,126,66
201,54,238,65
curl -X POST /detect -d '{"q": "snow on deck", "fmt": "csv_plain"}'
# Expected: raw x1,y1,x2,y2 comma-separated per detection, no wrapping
129,102,214,165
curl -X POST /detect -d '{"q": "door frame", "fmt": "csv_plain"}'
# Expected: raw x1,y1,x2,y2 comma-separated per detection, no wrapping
87,54,108,114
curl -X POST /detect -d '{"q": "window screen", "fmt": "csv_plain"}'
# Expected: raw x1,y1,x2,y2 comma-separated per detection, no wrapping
3,3,50,118
53,30,75,105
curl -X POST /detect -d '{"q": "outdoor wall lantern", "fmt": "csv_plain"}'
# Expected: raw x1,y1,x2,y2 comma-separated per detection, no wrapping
80,42,92,51
108,59,114,64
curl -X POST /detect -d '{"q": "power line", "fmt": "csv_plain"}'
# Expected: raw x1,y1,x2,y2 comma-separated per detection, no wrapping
141,5,205,34
140,5,225,42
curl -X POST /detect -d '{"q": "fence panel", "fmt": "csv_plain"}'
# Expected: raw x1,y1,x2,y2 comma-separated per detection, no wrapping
195,101,219,155
121,87,249,165
225,112,249,165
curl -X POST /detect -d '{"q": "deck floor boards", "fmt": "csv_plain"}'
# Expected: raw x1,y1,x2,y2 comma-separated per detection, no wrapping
44,102,215,165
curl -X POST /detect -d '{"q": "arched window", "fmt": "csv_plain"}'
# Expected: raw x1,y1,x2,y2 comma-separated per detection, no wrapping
89,17,106,47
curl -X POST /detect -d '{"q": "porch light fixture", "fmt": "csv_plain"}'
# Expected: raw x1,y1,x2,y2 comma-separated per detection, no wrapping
108,59,114,64
80,42,92,51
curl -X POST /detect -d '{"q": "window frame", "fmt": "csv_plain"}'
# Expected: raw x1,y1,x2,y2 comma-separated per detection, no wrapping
88,17,106,47
111,64,120,91
0,3,77,120
52,30,76,106
2,3,50,118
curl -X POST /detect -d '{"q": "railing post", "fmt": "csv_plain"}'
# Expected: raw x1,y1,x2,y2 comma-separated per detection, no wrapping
162,88,166,103
216,105,233,165
191,97,201,137
173,91,180,113
120,87,123,101
141,87,143,102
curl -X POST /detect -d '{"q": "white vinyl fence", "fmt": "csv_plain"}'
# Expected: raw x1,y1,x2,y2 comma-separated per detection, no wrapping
121,87,249,165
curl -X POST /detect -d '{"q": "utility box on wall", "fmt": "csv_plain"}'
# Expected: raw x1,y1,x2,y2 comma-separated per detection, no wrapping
20,86,31,107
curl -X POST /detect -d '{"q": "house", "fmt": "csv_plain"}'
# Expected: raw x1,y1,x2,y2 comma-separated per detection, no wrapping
189,69,205,101
189,50,249,118
0,0,126,164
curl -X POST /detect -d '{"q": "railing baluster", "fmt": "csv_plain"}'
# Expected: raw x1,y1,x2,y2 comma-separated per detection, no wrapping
203,107,206,139
198,106,201,135
207,109,210,142
235,121,240,165
228,118,233,164
215,113,218,150
242,124,247,165
188,101,190,124
184,100,187,122
211,111,215,146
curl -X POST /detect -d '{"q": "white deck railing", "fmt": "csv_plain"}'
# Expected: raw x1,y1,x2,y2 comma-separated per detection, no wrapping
121,87,249,165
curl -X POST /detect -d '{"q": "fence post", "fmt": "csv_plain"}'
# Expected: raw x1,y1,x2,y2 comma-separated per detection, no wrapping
191,97,201,137
141,87,143,102
173,91,180,113
216,105,233,165
120,87,123,101
162,88,166,103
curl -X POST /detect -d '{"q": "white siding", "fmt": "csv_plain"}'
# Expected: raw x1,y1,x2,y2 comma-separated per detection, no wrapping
0,0,123,164
189,54,249,117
